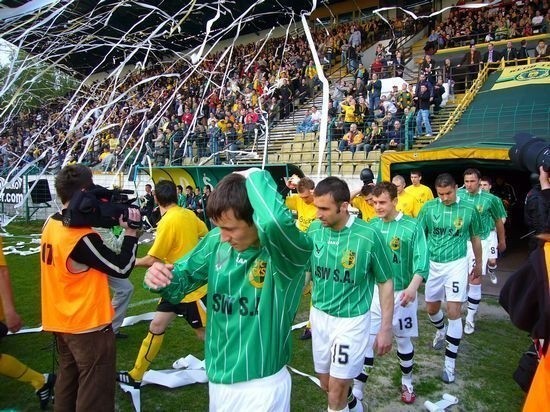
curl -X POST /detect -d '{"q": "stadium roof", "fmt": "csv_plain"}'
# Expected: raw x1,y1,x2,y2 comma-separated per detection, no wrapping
0,0,346,76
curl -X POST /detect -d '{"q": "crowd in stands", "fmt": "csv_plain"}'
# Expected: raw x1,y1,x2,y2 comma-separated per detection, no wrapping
1,14,403,175
425,0,549,52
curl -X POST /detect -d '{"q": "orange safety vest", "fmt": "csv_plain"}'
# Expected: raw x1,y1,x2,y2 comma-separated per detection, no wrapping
523,241,550,412
41,218,113,333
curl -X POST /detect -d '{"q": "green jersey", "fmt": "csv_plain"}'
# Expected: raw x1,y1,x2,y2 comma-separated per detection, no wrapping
417,197,483,263
368,213,429,291
154,170,313,384
457,188,507,238
307,215,392,317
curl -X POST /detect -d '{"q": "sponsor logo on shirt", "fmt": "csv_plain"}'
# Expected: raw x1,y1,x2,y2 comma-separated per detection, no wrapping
314,243,324,258
248,259,267,288
454,217,464,229
341,250,356,269
390,236,400,251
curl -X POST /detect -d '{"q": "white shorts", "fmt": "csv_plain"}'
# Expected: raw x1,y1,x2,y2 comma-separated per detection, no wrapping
486,230,498,259
467,237,492,275
369,285,418,338
209,367,291,412
310,306,370,379
425,257,468,303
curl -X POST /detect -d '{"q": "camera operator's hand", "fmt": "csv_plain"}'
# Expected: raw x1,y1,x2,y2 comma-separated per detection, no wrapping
144,262,174,290
119,208,141,236
540,165,550,190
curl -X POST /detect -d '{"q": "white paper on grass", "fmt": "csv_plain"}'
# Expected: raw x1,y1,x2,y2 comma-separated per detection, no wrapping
119,355,207,412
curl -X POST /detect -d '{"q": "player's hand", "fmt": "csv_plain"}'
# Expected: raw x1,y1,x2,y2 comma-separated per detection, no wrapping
373,328,392,356
234,167,261,179
498,239,506,253
399,287,417,307
5,310,22,333
470,262,482,280
144,262,174,290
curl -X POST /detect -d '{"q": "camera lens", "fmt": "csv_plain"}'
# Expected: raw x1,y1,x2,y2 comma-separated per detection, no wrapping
508,133,550,174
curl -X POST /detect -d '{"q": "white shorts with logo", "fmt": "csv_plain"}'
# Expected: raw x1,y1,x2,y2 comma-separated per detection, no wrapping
310,306,370,379
369,284,419,338
209,366,291,412
467,236,493,276
425,256,468,303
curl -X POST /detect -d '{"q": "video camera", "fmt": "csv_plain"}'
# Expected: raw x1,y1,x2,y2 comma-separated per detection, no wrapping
62,185,142,229
508,133,550,174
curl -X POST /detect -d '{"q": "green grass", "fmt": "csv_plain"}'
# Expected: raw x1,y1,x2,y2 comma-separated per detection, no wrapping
1,221,528,411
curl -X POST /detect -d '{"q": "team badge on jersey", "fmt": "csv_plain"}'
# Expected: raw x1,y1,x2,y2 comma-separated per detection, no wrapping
341,250,356,269
477,205,483,213
248,259,267,288
390,236,401,251
454,217,464,229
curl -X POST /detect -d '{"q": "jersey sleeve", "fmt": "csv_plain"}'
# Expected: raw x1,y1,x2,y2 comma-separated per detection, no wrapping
412,221,429,280
196,216,209,238
492,194,508,220
247,170,313,279
155,233,213,304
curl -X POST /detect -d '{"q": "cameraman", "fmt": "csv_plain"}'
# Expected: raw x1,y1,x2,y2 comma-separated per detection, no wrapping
40,164,140,411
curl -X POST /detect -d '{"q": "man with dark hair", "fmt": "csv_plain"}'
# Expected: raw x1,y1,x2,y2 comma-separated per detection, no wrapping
307,176,394,412
405,169,434,211
118,179,208,389
458,169,507,334
353,181,428,405
417,173,483,383
144,169,313,410
41,164,140,410
140,183,155,229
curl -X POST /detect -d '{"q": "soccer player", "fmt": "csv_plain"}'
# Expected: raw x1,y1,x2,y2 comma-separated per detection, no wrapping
285,175,317,233
480,175,508,278
353,182,428,404
144,169,313,411
417,173,483,383
307,176,394,412
285,175,317,340
350,168,376,223
458,169,506,335
0,238,55,410
392,175,420,217
117,180,208,389
405,169,434,210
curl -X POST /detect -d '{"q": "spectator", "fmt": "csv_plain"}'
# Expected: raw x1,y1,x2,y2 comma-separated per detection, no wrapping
338,123,365,153
387,120,405,151
535,40,548,61
366,73,382,114
364,122,388,154
502,41,518,66
415,84,432,137
483,42,502,65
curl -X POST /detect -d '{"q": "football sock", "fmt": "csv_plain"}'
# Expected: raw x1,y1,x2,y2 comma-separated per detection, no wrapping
396,336,414,388
347,387,363,412
466,284,482,322
129,331,165,381
428,310,445,331
0,354,45,390
445,318,463,373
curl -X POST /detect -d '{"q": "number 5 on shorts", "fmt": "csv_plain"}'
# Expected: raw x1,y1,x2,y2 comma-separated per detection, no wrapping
452,281,459,293
332,344,349,365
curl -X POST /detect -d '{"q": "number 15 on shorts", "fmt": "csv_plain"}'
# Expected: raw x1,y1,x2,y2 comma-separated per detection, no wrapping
332,343,350,365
